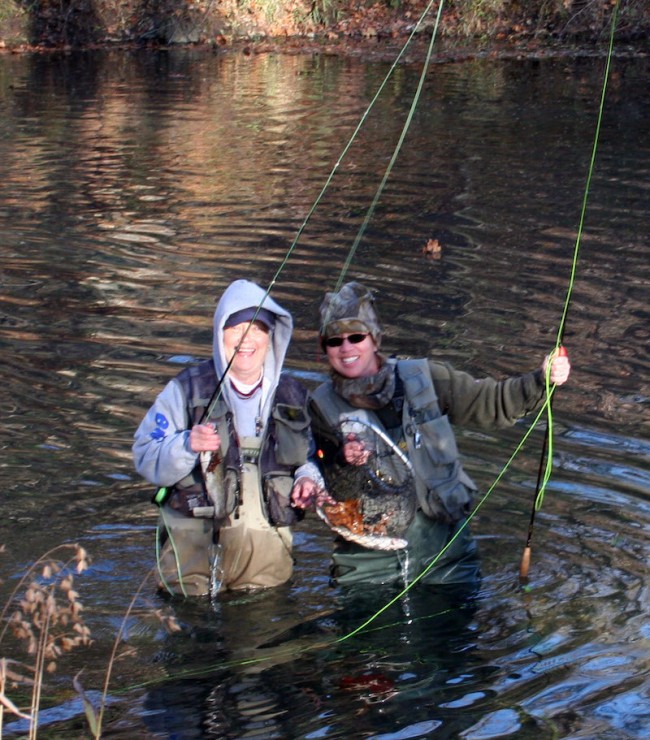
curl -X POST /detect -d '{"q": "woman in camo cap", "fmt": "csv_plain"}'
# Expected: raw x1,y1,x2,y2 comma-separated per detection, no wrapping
293,281,570,588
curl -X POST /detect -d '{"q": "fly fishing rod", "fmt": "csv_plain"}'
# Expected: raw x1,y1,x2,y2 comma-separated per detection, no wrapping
519,344,567,580
518,0,620,580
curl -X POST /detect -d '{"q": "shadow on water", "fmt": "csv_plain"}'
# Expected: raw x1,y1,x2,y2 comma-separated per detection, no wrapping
138,583,482,738
0,48,649,738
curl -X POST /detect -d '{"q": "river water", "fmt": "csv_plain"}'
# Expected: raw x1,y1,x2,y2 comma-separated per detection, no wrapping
0,46,648,739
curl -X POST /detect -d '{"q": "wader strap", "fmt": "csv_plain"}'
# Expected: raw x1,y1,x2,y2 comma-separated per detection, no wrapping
236,436,269,529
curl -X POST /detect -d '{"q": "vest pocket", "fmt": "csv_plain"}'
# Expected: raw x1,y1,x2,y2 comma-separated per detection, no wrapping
167,484,211,516
412,414,460,464
425,467,476,523
264,473,302,526
408,416,476,522
272,403,310,466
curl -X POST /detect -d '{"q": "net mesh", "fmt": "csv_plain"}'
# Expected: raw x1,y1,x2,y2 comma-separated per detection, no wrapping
318,417,416,549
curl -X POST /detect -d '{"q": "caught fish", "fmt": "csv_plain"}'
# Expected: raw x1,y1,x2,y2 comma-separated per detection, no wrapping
317,415,416,549
200,449,240,521
317,501,408,551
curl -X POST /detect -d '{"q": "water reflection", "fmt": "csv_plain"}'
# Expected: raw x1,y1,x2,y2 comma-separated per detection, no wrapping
141,584,480,738
0,48,648,738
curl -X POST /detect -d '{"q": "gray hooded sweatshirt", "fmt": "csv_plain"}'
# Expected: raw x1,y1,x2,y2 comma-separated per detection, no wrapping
132,279,316,489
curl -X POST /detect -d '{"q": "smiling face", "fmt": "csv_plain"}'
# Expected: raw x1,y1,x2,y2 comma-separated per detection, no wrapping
325,332,380,379
223,320,271,384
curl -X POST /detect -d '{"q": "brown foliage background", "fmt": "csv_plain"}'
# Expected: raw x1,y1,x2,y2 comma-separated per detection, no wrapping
0,0,648,55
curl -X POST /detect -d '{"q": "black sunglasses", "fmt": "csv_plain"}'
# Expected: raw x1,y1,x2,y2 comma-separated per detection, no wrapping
323,333,368,348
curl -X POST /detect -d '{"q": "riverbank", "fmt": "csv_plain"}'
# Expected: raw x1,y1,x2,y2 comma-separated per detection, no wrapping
0,0,647,57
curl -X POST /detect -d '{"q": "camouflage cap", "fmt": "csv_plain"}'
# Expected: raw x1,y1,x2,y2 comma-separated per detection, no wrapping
319,281,383,346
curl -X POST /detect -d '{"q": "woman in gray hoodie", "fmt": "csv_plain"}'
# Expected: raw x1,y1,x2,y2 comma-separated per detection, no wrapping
133,280,322,597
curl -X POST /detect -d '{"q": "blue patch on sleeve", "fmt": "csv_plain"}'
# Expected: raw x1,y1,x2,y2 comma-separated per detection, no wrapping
150,413,170,442
155,413,169,429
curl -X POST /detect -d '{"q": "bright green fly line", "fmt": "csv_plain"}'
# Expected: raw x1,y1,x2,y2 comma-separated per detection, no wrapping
534,0,621,514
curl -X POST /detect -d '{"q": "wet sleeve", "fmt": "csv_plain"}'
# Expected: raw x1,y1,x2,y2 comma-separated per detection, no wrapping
132,379,200,487
431,361,546,428
294,461,325,488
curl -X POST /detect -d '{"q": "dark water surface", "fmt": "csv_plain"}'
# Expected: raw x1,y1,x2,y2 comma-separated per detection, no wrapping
0,48,648,738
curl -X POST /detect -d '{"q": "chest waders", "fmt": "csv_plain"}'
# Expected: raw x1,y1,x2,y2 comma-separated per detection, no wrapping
212,436,293,592
156,506,219,597
313,359,480,588
156,437,294,597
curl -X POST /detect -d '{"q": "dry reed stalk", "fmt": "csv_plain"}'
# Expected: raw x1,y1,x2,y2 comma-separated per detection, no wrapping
0,544,92,737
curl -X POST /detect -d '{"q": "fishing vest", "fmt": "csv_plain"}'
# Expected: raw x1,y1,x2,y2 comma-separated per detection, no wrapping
311,358,477,523
167,360,310,527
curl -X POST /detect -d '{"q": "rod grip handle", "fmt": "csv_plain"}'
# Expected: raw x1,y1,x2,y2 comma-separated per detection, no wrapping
519,546,531,580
